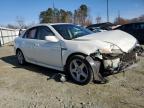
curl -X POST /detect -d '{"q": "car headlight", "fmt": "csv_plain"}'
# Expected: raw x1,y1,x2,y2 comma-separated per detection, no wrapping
110,44,123,54
99,48,122,54
111,49,122,54
102,52,122,59
100,44,123,59
90,44,123,59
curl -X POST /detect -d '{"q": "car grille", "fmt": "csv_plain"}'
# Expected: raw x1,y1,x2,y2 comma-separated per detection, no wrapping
121,50,136,63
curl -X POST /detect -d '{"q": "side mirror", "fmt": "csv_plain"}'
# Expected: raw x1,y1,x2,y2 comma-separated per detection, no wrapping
45,36,59,42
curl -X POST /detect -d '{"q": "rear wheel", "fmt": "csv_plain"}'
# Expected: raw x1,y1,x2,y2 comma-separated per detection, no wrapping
67,55,92,85
16,50,26,65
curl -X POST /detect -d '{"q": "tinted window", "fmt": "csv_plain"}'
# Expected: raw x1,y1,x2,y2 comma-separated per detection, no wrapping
140,23,144,29
125,24,132,30
52,24,93,40
128,23,144,30
37,26,55,40
133,24,141,30
24,28,37,39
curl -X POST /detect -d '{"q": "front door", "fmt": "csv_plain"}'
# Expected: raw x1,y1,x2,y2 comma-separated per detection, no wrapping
34,26,62,68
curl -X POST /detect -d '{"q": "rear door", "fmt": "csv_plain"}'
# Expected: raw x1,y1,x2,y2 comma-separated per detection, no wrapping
21,27,38,62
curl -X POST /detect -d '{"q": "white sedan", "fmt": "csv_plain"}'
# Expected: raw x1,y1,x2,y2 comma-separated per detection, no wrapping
14,23,141,85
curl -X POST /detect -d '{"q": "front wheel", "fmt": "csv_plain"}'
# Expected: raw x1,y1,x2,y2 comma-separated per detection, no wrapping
67,55,92,85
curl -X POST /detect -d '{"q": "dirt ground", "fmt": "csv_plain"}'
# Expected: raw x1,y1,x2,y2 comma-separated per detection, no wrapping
0,45,144,108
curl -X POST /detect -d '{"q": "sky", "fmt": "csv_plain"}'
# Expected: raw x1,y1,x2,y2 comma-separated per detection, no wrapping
0,0,144,25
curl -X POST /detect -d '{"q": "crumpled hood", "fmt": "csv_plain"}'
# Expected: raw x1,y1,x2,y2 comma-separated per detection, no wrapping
75,30,137,52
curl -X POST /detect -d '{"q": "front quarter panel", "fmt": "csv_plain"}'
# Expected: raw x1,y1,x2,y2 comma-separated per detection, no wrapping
61,40,109,66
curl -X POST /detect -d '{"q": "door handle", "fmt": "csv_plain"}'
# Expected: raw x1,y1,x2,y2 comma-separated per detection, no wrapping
34,43,39,47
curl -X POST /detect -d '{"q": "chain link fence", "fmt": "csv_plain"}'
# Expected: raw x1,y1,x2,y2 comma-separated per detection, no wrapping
0,27,19,46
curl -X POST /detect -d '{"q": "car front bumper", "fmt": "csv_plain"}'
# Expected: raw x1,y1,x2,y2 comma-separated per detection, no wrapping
103,45,143,73
103,50,139,73
86,46,143,82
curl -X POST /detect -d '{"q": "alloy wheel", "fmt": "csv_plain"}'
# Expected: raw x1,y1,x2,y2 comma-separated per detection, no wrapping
17,51,24,64
69,59,89,83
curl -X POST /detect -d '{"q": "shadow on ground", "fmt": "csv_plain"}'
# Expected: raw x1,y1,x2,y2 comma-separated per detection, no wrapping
0,55,69,83
0,55,116,85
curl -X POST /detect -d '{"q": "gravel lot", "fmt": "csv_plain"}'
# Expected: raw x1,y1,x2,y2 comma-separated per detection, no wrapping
0,45,144,108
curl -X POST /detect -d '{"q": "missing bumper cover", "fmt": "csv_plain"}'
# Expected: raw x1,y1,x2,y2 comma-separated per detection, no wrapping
86,56,105,82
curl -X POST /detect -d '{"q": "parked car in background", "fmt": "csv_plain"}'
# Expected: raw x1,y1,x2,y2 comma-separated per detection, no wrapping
86,22,114,32
86,27,107,33
114,22,144,44
14,23,142,85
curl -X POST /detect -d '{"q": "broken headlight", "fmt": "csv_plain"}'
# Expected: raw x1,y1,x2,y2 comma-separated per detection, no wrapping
100,44,123,59
90,44,123,60
102,53,122,59
111,49,122,54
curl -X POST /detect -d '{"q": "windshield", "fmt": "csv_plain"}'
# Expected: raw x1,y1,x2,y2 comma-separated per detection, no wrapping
52,24,93,40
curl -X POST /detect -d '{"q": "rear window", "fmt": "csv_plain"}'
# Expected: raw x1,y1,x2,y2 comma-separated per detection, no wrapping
23,28,37,39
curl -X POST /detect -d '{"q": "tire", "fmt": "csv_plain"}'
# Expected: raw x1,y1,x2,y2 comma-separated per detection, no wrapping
67,55,92,85
16,50,26,65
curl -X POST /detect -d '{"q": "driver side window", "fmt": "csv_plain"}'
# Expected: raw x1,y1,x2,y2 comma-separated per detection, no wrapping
37,26,55,40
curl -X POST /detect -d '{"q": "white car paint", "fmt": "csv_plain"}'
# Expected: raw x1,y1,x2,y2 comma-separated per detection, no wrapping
75,30,137,52
14,23,138,72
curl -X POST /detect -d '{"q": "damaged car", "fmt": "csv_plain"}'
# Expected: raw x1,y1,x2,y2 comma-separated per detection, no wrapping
14,23,143,85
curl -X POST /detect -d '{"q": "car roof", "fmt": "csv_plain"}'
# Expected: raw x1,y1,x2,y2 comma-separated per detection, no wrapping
34,23,72,27
26,23,73,30
87,22,115,28
114,22,144,30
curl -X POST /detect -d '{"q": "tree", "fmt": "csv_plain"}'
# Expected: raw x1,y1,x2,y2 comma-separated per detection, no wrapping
53,8,60,23
74,10,79,24
73,4,89,25
39,8,53,23
6,24,18,29
138,15,144,22
114,17,129,25
16,16,26,29
85,19,92,26
39,4,89,25
67,11,73,23
79,4,88,25
59,9,67,22
130,15,144,23
96,16,101,24
114,14,144,25
40,8,73,23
